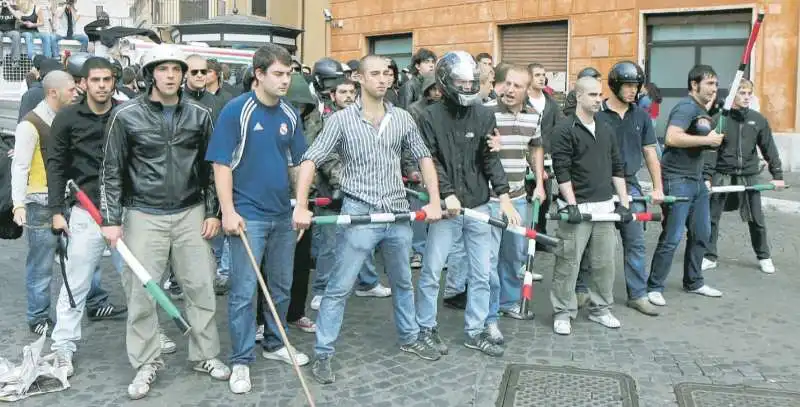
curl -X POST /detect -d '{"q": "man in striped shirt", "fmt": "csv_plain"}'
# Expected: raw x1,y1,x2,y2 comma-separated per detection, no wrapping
292,55,444,385
484,65,546,338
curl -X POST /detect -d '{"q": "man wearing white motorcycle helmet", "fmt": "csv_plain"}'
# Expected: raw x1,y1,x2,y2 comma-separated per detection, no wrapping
415,51,520,358
100,43,230,400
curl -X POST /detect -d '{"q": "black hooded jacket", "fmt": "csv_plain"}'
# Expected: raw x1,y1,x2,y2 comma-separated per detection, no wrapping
704,108,783,180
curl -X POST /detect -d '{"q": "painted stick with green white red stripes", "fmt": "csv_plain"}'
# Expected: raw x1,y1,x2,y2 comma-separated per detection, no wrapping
546,212,662,222
404,188,560,246
709,184,790,194
519,198,541,320
613,195,689,204
290,197,333,207
66,180,192,335
312,211,428,225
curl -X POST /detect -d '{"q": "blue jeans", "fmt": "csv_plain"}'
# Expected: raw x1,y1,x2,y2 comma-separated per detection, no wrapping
409,195,427,256
53,33,89,53
442,233,467,298
21,32,53,58
311,208,380,295
648,178,709,292
576,183,648,299
228,217,296,364
314,198,418,357
417,205,493,337
211,235,230,278
487,199,530,323
25,203,107,325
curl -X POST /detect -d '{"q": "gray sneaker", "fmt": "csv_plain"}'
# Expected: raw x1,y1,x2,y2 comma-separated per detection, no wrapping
627,297,660,316
465,332,504,357
400,339,441,361
311,357,334,384
420,328,448,355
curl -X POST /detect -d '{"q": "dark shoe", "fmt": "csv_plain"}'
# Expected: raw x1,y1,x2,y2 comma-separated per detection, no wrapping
168,284,184,300
443,292,467,310
30,319,53,336
214,276,229,296
464,332,504,357
535,242,553,253
420,328,448,355
400,339,441,361
88,303,127,321
311,357,335,384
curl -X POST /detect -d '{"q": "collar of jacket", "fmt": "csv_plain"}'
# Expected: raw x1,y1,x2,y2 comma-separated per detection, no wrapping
183,84,206,100
75,96,118,115
144,86,185,111
730,107,749,121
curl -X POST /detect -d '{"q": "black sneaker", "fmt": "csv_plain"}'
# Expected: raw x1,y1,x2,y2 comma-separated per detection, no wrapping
465,332,504,357
443,292,467,310
311,357,335,384
30,319,53,336
88,303,127,321
400,339,441,361
420,328,448,355
169,284,184,300
214,276,229,296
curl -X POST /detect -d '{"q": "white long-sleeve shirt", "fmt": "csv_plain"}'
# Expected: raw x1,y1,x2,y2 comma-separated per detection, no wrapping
11,100,56,208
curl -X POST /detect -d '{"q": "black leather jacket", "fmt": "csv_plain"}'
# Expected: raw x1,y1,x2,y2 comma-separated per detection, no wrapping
100,92,219,226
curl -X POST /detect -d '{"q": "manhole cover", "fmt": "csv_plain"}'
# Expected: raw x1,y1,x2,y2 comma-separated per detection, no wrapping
675,383,800,407
496,364,639,407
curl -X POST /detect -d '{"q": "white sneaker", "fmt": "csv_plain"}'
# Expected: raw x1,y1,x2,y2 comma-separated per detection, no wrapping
485,323,504,345
262,346,310,366
759,259,776,274
310,295,322,311
193,358,231,380
647,291,666,306
159,328,176,354
229,364,251,394
701,258,717,271
127,361,163,400
355,283,392,297
255,325,264,342
531,272,543,281
588,313,621,329
553,319,571,335
103,248,111,257
54,350,74,377
688,285,722,298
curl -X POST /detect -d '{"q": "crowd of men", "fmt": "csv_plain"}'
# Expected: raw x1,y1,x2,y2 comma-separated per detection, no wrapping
4,39,785,399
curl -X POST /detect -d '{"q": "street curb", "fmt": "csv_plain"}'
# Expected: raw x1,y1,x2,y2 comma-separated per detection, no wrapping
639,181,800,215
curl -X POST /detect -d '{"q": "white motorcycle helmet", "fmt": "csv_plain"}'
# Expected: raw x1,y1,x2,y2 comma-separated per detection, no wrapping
140,44,188,85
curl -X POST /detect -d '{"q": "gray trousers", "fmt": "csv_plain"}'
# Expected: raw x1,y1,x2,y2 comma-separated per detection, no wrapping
551,221,616,320
121,205,220,369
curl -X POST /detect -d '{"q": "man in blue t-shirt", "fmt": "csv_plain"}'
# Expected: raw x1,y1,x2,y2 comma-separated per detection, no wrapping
205,44,308,395
647,64,723,306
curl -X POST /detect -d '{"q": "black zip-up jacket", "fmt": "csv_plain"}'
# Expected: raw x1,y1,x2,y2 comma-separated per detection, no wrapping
419,100,510,208
183,84,225,121
398,75,423,109
100,92,218,226
551,114,625,204
704,108,783,181
533,92,565,153
47,99,118,215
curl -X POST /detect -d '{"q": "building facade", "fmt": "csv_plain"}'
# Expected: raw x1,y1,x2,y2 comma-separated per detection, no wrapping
327,0,799,138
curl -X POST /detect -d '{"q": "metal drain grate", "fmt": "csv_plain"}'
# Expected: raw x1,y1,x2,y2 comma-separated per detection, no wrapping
496,364,639,407
675,383,800,407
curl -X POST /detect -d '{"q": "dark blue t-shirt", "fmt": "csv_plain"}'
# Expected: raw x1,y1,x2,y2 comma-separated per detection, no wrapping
205,92,307,221
661,97,714,180
597,101,655,178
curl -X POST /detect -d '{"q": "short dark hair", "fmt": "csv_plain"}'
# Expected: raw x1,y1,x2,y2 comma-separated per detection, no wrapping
357,54,390,75
687,64,717,91
476,52,492,62
333,78,356,91
253,44,292,73
122,67,136,85
81,56,115,78
494,62,512,84
412,48,437,66
527,62,545,72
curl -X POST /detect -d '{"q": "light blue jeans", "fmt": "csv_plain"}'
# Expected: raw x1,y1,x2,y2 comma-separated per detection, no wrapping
487,199,530,324
21,32,53,59
416,204,493,337
314,198,418,358
442,234,467,298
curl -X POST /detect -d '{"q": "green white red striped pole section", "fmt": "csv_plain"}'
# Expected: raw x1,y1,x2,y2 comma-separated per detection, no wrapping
612,195,689,204
709,184,788,194
312,211,427,225
290,197,332,207
546,212,662,222
66,179,192,335
404,188,560,246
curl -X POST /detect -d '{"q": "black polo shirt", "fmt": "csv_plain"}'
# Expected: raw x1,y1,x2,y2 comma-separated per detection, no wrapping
597,100,656,178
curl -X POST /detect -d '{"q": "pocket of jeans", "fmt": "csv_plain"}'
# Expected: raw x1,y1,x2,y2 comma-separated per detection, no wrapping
341,198,371,216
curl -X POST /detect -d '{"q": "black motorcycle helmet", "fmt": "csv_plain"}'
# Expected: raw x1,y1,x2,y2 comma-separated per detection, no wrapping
312,57,344,93
607,60,644,101
241,64,255,93
577,66,602,80
66,52,92,78
435,51,480,107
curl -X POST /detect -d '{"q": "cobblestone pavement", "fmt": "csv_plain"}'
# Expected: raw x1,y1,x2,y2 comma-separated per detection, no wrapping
1,212,799,406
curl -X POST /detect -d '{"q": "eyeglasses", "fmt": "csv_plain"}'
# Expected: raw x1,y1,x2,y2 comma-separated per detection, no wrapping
190,69,208,76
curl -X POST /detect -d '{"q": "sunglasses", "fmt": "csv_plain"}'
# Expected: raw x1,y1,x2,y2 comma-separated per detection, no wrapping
190,69,208,76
